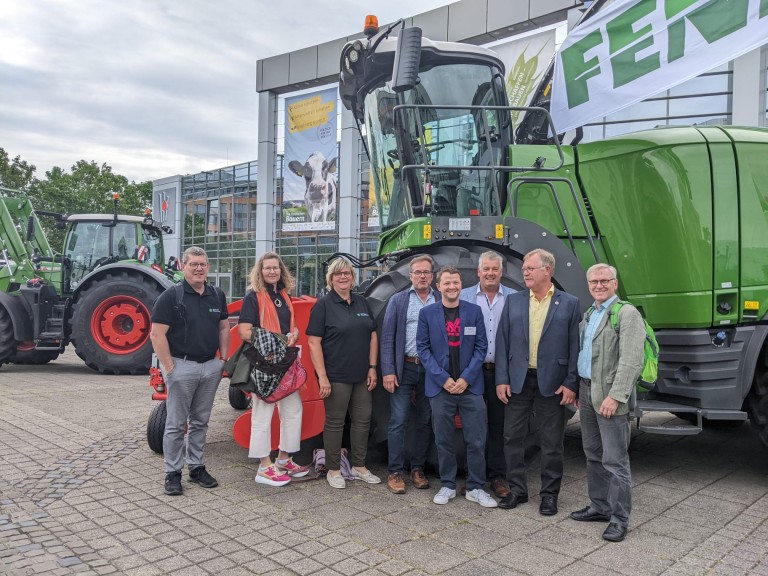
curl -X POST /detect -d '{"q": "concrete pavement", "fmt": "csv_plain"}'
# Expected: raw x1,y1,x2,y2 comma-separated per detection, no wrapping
1,349,768,575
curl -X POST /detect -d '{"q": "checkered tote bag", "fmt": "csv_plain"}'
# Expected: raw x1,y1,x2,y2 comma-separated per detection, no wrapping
243,327,300,400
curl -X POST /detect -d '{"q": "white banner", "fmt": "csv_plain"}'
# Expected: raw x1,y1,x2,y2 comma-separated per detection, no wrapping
283,87,338,232
492,29,556,127
551,0,768,134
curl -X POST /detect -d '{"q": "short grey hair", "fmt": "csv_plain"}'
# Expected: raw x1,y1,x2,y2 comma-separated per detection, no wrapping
586,263,617,280
478,250,503,270
523,248,555,274
326,257,355,291
182,246,207,264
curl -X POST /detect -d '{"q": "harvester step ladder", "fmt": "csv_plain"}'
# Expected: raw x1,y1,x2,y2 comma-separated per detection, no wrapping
633,400,703,436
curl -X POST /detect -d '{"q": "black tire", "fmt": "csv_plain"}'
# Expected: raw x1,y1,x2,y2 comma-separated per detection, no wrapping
0,306,14,366
229,386,251,410
9,349,61,365
70,272,163,375
746,348,768,447
147,401,167,454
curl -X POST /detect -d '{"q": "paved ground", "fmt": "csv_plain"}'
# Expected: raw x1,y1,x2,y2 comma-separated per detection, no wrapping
1,349,768,576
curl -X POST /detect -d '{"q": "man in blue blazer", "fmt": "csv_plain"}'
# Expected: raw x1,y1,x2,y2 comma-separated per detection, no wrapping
459,250,515,499
417,266,497,508
495,249,581,516
380,255,439,494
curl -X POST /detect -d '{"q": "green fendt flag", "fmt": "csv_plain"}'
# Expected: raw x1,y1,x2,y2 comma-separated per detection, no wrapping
550,0,768,134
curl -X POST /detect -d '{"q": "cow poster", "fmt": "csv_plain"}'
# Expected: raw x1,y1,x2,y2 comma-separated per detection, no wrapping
492,28,556,128
283,87,338,231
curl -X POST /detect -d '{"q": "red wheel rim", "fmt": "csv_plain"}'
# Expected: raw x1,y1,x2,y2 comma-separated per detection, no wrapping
90,295,151,355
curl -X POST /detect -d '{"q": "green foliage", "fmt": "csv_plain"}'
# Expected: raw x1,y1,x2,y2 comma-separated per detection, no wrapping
0,148,37,193
0,149,152,253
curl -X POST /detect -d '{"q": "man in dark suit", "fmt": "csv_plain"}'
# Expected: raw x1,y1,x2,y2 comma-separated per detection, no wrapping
417,266,497,508
495,248,581,515
380,255,439,494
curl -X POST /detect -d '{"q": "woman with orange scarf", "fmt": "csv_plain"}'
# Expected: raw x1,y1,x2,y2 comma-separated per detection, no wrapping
238,252,309,486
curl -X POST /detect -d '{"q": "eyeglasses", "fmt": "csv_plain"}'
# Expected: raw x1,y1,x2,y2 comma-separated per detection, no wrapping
333,271,352,277
410,270,433,276
521,265,546,273
588,278,615,287
262,267,281,272
187,262,208,269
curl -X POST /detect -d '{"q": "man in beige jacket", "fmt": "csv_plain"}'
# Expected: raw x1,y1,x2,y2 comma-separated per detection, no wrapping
571,263,645,542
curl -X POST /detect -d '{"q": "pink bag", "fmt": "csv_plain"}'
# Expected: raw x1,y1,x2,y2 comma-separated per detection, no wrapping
261,358,307,403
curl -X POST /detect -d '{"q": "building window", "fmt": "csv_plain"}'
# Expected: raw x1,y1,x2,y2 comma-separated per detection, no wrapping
207,199,219,236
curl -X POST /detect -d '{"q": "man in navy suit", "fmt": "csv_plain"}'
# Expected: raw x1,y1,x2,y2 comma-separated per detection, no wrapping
380,255,439,494
417,266,497,508
495,248,581,516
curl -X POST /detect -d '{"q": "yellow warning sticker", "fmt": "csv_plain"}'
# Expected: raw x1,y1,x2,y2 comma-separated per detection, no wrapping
424,225,432,240
744,301,759,310
495,224,504,239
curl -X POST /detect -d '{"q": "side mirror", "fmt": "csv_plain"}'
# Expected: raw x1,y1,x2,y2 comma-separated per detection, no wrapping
391,27,422,93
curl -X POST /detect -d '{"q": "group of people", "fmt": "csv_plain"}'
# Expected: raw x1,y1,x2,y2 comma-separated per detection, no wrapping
150,245,646,544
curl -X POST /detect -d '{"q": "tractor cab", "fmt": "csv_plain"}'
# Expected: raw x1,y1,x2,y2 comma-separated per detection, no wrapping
63,215,166,292
341,24,511,232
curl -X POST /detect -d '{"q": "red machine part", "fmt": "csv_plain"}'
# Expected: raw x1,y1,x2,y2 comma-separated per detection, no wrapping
149,296,325,450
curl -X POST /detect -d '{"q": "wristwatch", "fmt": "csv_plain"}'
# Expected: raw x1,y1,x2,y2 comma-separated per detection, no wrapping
369,364,377,369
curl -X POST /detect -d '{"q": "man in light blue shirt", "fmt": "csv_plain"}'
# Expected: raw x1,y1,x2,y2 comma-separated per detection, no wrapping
460,250,515,498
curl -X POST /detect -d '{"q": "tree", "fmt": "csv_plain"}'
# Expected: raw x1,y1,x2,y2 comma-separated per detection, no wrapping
0,147,37,193
33,161,152,252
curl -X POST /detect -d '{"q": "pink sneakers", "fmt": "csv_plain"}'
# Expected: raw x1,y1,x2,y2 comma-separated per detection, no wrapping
255,465,291,487
275,458,310,478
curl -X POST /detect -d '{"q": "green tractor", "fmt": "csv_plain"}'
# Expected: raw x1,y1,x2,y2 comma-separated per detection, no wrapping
338,20,768,445
0,190,179,374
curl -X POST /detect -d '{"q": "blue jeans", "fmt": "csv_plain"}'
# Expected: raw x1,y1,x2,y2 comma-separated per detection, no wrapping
388,362,432,473
430,390,487,491
579,380,632,528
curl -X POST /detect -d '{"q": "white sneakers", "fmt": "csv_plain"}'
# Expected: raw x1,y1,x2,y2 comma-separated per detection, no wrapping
326,472,346,489
466,488,498,508
350,468,382,484
433,487,457,505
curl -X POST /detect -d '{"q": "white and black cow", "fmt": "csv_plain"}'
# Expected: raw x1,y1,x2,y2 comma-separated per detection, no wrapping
288,152,337,223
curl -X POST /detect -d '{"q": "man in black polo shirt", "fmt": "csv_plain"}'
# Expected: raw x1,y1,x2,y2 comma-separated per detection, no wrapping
150,246,230,496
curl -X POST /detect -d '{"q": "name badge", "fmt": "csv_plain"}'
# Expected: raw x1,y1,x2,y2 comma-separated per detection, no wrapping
464,326,476,336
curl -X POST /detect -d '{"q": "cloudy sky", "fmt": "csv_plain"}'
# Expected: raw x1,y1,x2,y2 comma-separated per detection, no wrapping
1,0,451,182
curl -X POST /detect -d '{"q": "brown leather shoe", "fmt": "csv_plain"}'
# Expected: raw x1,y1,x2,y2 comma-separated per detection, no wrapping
410,468,430,490
490,478,510,498
387,472,406,494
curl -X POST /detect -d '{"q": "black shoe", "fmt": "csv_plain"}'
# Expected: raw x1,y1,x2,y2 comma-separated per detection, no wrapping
164,471,183,496
539,495,558,516
602,522,627,542
570,505,611,523
189,466,218,488
498,493,529,510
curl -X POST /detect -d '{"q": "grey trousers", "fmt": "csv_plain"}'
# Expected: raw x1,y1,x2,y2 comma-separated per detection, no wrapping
579,380,632,528
323,380,371,471
163,358,222,473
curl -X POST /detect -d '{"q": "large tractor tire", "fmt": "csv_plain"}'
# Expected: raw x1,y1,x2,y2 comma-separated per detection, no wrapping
147,401,167,454
746,347,768,447
9,349,61,365
71,272,163,375
0,306,14,366
364,243,584,465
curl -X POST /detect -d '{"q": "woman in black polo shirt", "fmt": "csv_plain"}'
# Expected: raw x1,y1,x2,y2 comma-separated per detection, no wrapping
307,257,381,489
